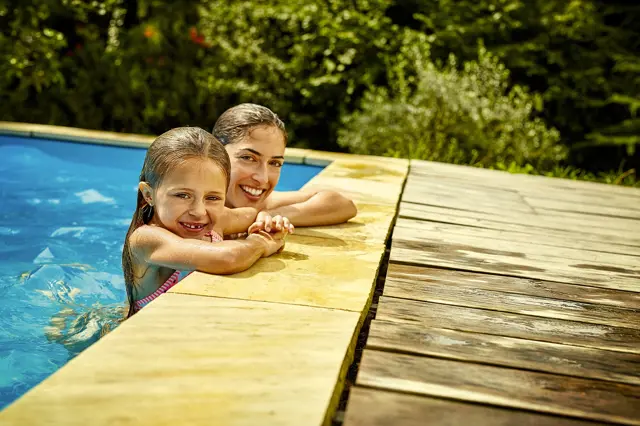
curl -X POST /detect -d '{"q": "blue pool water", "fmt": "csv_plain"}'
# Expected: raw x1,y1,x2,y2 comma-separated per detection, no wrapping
0,135,322,410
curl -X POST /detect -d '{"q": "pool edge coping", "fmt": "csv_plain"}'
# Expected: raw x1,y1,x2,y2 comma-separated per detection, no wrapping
0,121,408,426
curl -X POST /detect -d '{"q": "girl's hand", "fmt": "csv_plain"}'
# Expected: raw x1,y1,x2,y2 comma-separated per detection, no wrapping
247,230,286,257
248,211,295,235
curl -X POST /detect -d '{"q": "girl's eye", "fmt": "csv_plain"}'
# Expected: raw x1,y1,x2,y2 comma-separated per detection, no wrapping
206,196,221,201
174,193,189,199
269,161,283,168
239,155,255,162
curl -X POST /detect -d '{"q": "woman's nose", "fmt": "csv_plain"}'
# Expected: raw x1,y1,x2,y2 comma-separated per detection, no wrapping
252,164,269,185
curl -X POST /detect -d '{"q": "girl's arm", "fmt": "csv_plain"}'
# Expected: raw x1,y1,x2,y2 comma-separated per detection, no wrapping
263,190,357,227
130,225,283,275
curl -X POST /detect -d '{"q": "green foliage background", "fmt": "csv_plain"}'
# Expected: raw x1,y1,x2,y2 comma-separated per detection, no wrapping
1,0,638,186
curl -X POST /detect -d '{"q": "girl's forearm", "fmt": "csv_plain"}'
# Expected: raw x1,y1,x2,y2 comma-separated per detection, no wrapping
147,235,268,275
214,235,269,274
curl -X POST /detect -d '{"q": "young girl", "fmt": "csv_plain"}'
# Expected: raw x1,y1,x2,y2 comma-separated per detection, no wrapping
122,126,292,317
212,103,357,229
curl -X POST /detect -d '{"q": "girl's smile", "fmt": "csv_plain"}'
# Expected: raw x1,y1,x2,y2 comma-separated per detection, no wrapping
140,157,228,240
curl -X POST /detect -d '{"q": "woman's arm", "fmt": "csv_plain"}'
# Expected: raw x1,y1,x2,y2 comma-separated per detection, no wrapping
131,225,283,275
264,190,357,227
221,206,258,235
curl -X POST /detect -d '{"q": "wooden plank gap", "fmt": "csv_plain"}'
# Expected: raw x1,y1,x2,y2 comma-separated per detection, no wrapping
365,319,640,386
356,350,640,426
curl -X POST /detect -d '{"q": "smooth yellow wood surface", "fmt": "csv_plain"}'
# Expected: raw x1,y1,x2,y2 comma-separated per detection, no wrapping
0,294,360,426
169,234,384,312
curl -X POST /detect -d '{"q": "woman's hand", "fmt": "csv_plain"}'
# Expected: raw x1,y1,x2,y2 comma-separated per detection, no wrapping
248,211,295,235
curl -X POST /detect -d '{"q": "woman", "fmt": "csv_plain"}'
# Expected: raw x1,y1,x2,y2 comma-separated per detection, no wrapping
213,103,357,229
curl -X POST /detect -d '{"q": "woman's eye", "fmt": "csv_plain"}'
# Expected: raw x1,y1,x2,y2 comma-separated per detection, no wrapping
206,196,221,201
240,155,255,162
174,193,189,199
270,161,283,168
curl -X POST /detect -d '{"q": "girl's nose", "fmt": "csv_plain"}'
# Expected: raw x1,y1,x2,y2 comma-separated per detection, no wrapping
189,199,207,216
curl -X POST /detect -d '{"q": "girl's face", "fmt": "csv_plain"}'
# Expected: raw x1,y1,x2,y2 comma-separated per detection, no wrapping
224,125,286,209
141,157,227,239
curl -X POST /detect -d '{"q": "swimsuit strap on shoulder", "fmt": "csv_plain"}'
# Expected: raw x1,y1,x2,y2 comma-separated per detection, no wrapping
133,231,222,312
134,270,181,311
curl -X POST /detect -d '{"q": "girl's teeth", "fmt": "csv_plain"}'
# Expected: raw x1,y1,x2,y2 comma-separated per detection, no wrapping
183,223,203,229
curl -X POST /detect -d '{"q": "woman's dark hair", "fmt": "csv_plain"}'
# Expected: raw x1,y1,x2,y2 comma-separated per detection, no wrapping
121,127,230,317
212,103,287,146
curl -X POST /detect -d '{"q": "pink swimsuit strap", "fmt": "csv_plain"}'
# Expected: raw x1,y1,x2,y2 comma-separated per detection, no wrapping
134,270,181,311
134,231,223,311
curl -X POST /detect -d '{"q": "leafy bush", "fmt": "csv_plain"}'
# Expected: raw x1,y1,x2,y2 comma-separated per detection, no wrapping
389,0,640,170
338,42,565,170
0,0,219,133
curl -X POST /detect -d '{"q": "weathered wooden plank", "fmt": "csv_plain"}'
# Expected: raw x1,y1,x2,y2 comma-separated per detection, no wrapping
401,188,535,216
404,175,525,202
376,296,640,354
410,159,640,198
384,271,640,328
399,202,640,252
406,171,640,210
408,173,640,214
393,221,640,269
395,217,640,258
357,350,640,425
390,230,640,292
401,195,640,235
534,206,640,228
524,196,640,220
387,263,640,309
367,320,640,385
343,387,607,426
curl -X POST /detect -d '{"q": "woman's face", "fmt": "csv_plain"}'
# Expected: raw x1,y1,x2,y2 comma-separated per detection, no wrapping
224,125,286,209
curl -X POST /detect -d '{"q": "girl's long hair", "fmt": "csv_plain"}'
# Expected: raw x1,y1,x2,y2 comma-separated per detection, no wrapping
122,127,230,317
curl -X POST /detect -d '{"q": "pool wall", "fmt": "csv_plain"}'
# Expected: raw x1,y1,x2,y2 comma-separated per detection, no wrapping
0,121,408,426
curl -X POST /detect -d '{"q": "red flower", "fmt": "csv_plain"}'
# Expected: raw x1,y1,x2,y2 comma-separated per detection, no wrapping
144,26,155,38
189,26,207,46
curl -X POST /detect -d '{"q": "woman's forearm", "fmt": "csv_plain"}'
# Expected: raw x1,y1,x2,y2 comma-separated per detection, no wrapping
223,207,258,235
267,192,357,227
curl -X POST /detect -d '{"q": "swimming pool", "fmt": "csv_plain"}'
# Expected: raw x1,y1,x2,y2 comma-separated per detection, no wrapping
0,134,323,410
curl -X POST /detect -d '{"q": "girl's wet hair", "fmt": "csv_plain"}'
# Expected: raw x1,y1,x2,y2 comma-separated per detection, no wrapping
212,103,287,146
121,127,230,317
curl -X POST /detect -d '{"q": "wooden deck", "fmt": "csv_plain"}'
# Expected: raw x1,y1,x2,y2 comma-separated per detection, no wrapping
343,160,640,426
